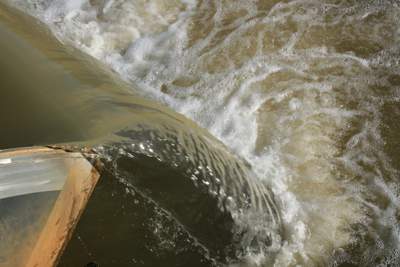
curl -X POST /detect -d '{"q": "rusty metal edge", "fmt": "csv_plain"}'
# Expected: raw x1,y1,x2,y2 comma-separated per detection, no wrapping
2,146,101,267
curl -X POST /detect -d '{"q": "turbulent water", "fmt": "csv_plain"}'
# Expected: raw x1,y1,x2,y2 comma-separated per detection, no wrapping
9,0,400,266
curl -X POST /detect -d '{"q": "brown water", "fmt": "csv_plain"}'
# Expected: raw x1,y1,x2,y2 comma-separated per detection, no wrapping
4,0,400,266
0,3,280,266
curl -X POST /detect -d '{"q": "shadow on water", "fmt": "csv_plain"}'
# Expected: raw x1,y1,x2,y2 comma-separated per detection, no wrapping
59,155,218,267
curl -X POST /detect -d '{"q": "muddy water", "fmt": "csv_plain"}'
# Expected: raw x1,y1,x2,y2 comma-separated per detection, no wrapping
4,0,400,266
0,3,280,267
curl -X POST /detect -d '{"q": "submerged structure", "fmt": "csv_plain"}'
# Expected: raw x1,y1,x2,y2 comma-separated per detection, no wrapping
0,147,99,267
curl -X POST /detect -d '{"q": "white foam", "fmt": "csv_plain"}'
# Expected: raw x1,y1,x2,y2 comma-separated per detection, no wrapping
11,0,400,265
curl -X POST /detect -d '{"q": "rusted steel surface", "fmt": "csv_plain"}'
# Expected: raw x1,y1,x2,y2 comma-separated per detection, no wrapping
0,147,99,267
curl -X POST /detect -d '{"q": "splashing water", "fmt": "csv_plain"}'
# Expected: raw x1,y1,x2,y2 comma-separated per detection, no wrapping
10,0,400,266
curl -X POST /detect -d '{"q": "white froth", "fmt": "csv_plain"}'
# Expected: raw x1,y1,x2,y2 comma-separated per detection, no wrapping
11,0,400,266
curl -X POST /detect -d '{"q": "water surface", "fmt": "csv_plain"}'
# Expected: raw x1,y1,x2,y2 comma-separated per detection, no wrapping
6,0,400,266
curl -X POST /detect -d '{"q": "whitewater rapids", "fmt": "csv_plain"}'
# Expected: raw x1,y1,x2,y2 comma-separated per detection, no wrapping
9,0,400,266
